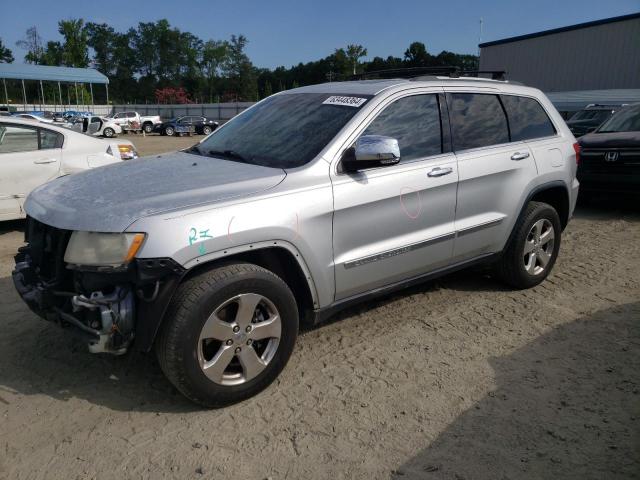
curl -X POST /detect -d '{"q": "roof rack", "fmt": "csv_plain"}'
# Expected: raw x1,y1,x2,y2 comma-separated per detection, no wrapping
349,66,507,81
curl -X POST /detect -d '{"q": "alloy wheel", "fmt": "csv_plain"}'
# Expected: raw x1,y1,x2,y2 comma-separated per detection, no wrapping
523,218,555,275
197,293,282,386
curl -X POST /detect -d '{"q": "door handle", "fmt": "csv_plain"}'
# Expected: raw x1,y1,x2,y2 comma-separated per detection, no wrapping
427,166,453,177
511,152,530,161
33,158,58,164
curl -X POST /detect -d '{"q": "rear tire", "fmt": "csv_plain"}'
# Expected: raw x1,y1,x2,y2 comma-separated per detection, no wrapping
495,201,561,289
156,263,299,407
202,125,212,135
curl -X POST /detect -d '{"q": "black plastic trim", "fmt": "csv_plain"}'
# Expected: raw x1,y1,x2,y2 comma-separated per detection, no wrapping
313,252,500,324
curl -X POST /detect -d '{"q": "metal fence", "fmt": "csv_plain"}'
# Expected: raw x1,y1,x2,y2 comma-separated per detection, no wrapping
10,102,256,122
111,103,256,122
11,104,113,115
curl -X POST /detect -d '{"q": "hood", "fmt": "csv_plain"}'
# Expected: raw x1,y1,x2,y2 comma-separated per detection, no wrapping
25,151,286,232
578,131,640,149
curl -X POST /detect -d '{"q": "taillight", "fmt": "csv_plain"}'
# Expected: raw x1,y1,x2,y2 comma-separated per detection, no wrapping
573,142,581,166
118,144,139,160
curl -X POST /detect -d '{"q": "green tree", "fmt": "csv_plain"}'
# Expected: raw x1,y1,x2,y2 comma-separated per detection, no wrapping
16,26,44,64
263,80,273,98
201,39,229,102
224,35,257,101
42,41,63,66
85,22,116,74
345,44,367,75
404,41,430,66
58,19,89,67
330,48,351,76
0,38,14,63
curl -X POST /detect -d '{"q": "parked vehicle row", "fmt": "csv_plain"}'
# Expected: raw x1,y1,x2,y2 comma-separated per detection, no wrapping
0,117,138,221
11,77,580,407
5,109,221,138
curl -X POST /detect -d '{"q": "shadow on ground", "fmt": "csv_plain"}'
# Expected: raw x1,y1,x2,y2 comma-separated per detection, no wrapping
393,302,640,480
0,219,25,236
0,276,198,413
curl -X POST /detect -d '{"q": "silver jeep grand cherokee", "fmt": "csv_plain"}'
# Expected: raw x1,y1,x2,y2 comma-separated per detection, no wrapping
13,77,580,407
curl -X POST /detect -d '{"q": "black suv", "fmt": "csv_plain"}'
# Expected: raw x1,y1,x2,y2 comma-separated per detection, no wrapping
577,103,640,195
567,104,618,138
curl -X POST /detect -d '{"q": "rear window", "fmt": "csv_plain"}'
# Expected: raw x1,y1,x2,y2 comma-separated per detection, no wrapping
501,95,556,141
447,93,509,150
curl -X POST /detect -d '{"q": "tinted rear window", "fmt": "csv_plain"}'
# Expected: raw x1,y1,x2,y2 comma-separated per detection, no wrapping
501,95,556,141
447,93,509,150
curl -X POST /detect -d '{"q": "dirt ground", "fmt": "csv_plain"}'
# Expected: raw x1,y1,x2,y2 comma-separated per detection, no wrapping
120,132,204,156
0,138,638,480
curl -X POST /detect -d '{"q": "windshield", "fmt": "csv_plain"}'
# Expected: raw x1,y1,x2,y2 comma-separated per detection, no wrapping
597,105,640,133
196,93,371,168
570,110,611,123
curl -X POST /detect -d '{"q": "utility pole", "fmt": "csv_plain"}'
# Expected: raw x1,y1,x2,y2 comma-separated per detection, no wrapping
478,17,483,60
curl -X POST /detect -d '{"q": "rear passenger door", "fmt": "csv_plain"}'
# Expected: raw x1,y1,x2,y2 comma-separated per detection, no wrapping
446,92,538,262
0,124,63,218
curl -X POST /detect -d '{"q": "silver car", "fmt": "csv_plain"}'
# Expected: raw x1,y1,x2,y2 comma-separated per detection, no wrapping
12,77,579,407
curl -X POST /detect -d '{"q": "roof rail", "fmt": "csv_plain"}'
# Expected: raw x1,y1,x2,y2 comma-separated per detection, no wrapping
349,66,507,81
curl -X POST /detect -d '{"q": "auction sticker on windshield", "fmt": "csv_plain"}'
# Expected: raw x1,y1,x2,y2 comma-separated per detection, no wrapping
322,96,368,107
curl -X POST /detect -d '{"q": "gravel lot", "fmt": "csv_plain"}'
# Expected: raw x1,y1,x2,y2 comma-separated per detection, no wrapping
121,132,204,156
0,137,638,480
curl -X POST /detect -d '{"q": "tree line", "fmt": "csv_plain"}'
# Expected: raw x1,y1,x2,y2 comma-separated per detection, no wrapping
0,19,477,104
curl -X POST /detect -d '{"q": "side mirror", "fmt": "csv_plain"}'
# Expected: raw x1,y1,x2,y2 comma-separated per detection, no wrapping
342,135,401,172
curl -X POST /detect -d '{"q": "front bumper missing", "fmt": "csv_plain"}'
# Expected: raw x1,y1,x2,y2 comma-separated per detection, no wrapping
12,247,186,354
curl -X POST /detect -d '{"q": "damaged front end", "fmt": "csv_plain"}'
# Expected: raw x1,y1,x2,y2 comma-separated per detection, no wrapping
12,218,185,354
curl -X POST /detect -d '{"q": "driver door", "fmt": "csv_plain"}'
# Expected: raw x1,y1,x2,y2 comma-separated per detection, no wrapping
331,93,458,300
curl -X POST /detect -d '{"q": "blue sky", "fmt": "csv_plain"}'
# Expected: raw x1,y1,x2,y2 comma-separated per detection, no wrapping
1,0,638,69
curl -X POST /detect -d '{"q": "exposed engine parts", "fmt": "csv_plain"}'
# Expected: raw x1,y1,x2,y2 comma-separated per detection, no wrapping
71,287,135,355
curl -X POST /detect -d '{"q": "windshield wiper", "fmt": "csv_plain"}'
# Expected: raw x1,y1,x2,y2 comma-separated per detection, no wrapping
185,144,202,155
207,149,250,163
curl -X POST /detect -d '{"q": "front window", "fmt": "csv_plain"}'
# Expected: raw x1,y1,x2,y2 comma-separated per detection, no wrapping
361,94,442,162
597,106,640,133
196,93,371,169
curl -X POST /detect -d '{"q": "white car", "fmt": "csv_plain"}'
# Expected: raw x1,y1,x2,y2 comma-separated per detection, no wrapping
13,113,54,123
107,111,162,133
0,118,138,221
66,115,123,138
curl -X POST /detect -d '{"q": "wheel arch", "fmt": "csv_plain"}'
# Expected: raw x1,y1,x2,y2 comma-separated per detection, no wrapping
528,182,570,230
135,242,319,352
183,243,318,316
503,180,570,254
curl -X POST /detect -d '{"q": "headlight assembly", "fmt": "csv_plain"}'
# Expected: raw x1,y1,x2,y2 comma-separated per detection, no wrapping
64,231,146,267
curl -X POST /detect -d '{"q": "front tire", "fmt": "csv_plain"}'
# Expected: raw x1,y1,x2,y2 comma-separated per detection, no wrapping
165,126,175,136
103,127,115,138
156,263,299,407
496,201,561,289
202,125,212,135
143,123,153,134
